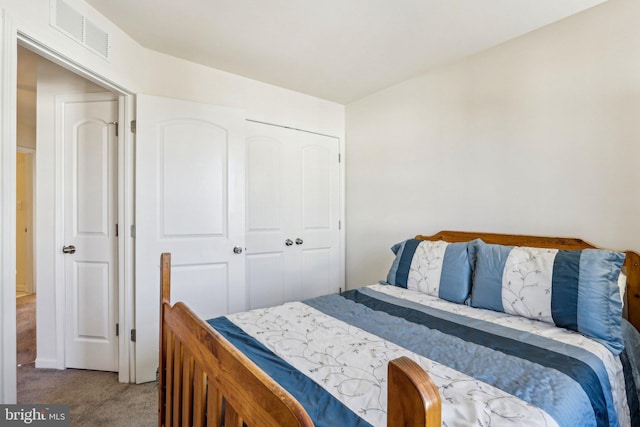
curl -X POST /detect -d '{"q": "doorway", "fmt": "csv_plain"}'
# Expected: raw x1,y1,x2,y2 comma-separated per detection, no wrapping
16,45,120,379
15,150,34,298
16,46,38,379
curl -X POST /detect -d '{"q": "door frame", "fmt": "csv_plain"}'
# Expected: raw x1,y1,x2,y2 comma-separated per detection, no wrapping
23,36,136,381
1,9,18,404
0,9,136,402
19,35,137,381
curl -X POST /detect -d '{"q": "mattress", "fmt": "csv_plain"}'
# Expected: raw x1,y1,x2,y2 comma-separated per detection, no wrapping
208,284,640,427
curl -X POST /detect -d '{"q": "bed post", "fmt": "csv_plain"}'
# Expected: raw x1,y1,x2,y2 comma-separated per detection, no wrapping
158,253,171,427
388,357,441,427
625,251,640,330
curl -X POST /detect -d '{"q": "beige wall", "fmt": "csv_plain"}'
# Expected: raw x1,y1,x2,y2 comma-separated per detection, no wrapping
17,47,37,150
15,152,31,294
345,0,640,287
16,48,37,294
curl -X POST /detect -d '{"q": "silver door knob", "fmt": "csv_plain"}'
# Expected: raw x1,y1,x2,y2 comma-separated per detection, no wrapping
295,238,303,245
285,239,294,246
233,246,243,254
62,245,76,254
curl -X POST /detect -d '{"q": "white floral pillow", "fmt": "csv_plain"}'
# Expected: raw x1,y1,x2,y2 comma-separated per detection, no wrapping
469,239,626,355
385,238,473,304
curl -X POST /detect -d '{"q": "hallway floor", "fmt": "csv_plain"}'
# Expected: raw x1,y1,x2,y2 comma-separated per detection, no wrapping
16,294,157,426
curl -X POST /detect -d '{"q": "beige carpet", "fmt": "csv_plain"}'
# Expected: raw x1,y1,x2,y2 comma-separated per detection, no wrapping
17,294,158,426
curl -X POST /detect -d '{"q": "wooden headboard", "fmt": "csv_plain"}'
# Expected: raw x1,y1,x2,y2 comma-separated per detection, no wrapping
415,231,640,331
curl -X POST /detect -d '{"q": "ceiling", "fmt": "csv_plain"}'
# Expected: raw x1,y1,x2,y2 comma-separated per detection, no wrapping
84,0,605,104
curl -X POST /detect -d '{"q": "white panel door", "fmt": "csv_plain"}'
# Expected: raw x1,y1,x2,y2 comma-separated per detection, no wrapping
63,95,118,372
246,122,340,309
297,132,341,300
245,124,295,308
135,95,246,383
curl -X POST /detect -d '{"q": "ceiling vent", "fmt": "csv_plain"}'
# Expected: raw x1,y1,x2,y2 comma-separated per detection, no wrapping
51,0,110,60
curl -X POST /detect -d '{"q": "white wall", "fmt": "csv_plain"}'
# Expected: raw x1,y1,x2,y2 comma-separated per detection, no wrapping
139,49,345,137
345,0,640,287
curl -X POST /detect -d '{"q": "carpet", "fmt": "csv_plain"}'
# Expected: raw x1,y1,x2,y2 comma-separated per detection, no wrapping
16,294,157,426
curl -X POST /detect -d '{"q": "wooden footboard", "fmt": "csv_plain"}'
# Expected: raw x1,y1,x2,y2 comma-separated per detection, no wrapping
158,252,441,427
388,357,442,427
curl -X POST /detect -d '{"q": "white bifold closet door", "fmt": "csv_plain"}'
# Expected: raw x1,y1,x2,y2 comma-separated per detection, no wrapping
245,121,341,309
134,106,339,383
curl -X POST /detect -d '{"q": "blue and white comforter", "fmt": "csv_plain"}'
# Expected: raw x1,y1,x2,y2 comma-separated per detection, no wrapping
208,284,640,427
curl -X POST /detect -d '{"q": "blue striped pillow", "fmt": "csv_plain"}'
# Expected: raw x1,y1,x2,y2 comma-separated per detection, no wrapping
385,239,473,304
469,239,626,354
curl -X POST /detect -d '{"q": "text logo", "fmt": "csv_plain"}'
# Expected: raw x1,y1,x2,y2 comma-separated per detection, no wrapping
0,405,69,427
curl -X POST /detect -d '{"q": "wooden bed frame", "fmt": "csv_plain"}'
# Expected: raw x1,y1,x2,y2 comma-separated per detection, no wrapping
158,231,640,427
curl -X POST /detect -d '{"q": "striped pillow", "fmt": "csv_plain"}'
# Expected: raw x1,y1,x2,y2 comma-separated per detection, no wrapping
469,239,626,354
385,239,473,304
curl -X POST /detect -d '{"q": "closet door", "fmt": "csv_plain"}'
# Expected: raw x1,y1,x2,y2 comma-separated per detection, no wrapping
295,131,341,300
245,122,340,309
245,124,292,308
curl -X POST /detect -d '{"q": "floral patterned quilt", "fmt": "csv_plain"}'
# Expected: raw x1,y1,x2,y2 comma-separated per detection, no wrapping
208,284,640,427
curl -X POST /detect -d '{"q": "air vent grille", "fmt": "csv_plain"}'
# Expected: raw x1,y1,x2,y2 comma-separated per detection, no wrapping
52,0,110,60
84,19,110,58
55,0,83,42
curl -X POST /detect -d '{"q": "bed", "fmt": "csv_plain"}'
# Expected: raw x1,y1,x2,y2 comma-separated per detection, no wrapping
158,231,640,426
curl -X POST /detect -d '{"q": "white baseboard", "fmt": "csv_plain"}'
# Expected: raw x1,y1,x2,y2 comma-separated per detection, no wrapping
35,358,63,369
16,282,26,293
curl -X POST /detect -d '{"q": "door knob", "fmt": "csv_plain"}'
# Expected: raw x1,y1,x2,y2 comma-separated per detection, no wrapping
233,246,243,254
62,245,76,254
295,238,303,245
285,239,293,246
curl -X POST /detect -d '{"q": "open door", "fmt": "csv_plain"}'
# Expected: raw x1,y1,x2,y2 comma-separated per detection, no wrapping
62,94,119,372
134,95,246,383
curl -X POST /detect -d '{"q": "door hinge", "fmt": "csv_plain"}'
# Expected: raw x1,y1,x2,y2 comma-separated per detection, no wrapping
339,220,342,230
130,224,136,238
115,224,118,237
338,153,341,163
131,329,136,342
116,323,119,336
130,120,137,133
